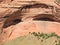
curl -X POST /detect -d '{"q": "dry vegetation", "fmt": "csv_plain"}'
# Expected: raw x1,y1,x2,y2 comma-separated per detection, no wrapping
0,0,60,45
2,32,60,45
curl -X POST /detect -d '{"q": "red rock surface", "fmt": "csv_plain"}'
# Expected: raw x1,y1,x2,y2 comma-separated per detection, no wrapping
2,21,60,41
0,0,60,44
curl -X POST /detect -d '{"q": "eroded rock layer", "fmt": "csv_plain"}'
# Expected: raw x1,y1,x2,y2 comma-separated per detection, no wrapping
0,0,60,45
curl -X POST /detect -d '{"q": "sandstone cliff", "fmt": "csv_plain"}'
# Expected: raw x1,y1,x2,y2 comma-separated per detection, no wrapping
0,0,60,45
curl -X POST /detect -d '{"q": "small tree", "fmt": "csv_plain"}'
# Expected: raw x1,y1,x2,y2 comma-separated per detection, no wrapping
32,32,38,36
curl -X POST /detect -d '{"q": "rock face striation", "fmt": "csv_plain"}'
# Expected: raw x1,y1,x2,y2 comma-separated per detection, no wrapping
0,0,60,44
